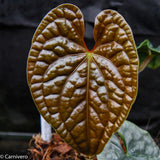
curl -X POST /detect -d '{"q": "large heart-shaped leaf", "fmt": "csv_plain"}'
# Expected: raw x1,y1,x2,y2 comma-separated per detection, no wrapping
27,4,138,156
97,120,160,160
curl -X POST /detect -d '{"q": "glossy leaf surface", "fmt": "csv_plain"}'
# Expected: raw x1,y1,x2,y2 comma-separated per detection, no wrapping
97,121,160,160
27,4,138,155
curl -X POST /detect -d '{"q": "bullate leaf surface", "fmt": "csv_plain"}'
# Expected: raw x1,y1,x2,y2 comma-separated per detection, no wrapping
27,4,139,156
97,121,160,160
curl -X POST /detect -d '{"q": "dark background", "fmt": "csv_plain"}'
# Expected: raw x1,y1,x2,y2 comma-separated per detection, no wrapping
0,0,160,153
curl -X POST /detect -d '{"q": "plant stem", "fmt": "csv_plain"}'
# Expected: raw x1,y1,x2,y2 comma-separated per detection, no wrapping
139,52,153,73
40,116,52,142
84,155,96,160
85,157,94,160
116,131,129,156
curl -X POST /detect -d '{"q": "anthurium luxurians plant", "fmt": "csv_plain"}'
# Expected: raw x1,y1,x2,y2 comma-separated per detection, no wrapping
27,3,139,156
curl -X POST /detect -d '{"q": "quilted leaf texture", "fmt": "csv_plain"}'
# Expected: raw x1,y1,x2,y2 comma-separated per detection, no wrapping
27,4,138,156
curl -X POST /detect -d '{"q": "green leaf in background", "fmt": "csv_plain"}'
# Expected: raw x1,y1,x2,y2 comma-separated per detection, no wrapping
97,120,160,160
137,39,160,71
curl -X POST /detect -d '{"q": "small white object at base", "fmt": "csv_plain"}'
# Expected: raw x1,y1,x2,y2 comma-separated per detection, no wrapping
40,116,52,142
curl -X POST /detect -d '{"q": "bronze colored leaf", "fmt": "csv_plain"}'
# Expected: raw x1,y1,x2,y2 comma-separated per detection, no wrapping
27,4,138,156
